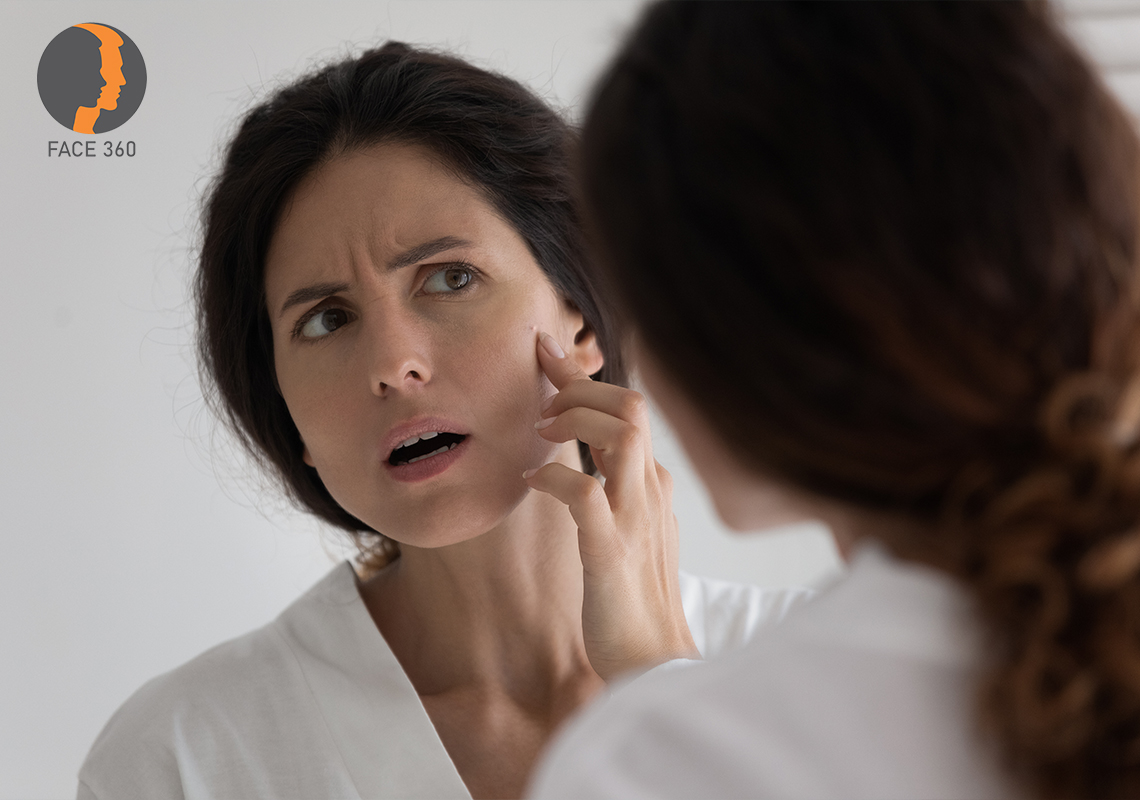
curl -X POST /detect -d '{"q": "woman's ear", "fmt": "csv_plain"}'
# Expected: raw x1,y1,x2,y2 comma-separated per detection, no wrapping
568,312,605,376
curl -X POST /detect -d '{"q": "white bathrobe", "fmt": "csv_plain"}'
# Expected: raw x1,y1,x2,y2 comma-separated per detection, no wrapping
529,543,1017,800
77,562,808,800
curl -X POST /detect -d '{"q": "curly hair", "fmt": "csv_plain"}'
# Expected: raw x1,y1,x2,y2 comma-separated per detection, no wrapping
581,1,1140,797
195,42,626,568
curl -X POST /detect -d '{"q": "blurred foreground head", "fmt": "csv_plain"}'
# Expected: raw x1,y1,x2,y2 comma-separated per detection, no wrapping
582,2,1140,797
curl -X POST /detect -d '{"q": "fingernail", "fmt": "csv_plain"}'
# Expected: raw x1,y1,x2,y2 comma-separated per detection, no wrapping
541,395,555,413
534,417,556,429
540,332,565,359
522,468,537,479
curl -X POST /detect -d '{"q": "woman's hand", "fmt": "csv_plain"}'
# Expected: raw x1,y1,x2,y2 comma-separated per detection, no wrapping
524,332,700,681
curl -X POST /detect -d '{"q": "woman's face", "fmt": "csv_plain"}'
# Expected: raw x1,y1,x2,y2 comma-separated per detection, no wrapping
264,142,602,548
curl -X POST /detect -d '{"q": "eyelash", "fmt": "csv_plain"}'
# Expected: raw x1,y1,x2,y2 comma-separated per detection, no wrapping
289,261,482,343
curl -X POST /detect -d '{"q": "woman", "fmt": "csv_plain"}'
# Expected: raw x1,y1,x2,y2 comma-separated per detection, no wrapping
77,42,806,800
532,2,1140,799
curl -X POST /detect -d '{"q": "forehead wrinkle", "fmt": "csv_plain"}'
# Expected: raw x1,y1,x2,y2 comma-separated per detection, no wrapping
297,178,383,277
272,142,514,302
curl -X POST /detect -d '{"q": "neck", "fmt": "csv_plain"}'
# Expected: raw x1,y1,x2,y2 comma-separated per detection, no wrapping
359,444,601,708
73,106,99,134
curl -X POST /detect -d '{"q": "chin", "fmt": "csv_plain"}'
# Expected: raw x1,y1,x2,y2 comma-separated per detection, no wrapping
362,477,532,550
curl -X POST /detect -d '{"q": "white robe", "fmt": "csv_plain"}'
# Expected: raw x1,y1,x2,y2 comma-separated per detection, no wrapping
529,543,1018,800
77,562,808,800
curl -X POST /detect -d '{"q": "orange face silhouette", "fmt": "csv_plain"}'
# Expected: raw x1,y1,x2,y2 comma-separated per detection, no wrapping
71,24,125,133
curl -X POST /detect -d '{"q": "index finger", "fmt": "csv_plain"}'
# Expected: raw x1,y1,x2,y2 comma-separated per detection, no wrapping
536,331,592,391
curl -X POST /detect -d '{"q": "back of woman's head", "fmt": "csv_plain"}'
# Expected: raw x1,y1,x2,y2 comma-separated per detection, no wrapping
196,42,625,560
582,2,1140,797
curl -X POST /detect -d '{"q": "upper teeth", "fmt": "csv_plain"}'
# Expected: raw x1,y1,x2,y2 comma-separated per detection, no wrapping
396,431,441,450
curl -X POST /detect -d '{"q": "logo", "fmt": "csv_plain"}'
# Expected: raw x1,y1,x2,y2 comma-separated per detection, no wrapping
38,23,146,134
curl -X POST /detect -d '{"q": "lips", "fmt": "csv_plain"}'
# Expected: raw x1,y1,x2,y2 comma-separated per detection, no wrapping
381,416,469,463
385,434,470,483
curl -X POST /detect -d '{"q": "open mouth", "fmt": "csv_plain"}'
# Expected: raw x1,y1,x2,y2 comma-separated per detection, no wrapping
388,432,468,466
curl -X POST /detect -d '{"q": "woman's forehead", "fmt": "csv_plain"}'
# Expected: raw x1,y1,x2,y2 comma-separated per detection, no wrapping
277,144,489,241
263,142,542,294
275,149,503,251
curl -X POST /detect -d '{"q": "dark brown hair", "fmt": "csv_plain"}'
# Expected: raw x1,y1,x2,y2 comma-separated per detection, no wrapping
195,42,626,563
582,2,1140,797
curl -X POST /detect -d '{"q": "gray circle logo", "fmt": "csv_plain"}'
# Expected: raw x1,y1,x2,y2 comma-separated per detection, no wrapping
38,23,146,134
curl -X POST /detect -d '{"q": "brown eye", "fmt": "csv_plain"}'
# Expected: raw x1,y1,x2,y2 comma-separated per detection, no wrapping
424,266,474,294
445,269,470,290
299,308,349,339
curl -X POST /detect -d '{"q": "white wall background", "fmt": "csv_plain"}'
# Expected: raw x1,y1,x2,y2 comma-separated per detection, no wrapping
2,1,1134,797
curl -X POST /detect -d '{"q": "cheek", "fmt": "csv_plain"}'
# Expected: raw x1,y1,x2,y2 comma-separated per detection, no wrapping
466,286,559,398
466,320,553,446
275,356,361,470
436,309,566,490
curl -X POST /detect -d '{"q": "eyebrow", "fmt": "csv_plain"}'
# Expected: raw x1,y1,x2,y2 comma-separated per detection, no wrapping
277,235,472,319
387,235,470,271
278,281,351,319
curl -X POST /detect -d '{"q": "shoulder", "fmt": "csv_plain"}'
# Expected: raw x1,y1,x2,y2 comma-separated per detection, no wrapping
78,564,361,800
531,642,802,799
534,622,843,798
534,551,1014,799
677,570,812,660
78,619,299,798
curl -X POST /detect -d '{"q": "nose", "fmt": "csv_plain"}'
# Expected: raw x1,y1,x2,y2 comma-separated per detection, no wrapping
363,309,432,397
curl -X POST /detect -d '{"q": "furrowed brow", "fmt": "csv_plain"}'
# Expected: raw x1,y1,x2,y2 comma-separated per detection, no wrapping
278,282,351,319
277,236,470,319
387,235,470,271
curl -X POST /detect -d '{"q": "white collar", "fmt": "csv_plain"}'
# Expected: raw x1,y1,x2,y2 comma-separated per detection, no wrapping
273,562,472,799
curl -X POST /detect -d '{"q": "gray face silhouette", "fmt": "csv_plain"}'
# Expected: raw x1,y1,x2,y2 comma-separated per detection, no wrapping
38,27,105,129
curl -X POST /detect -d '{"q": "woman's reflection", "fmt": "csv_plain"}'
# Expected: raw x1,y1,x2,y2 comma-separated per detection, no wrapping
76,42,811,800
